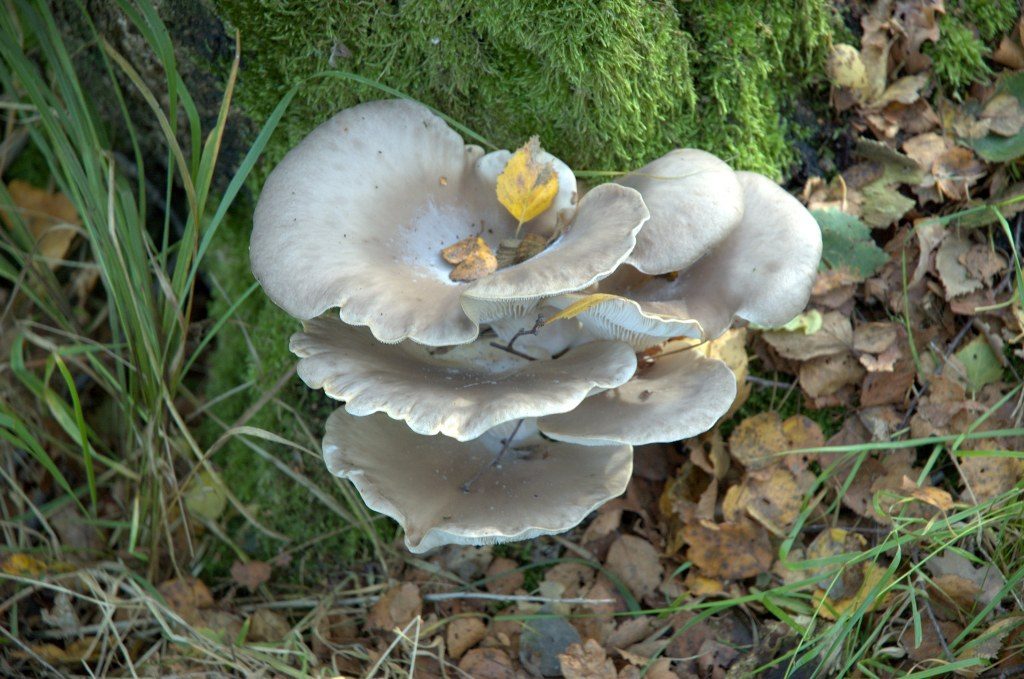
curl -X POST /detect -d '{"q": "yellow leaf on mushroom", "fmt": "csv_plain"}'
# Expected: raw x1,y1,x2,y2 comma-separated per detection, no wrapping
544,293,620,324
496,136,559,225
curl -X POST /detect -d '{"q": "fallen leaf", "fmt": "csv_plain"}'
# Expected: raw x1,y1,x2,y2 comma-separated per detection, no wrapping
459,647,516,679
900,619,963,663
3,180,79,267
928,550,1006,606
736,466,804,536
231,560,272,591
728,411,789,469
442,235,498,282
158,577,214,625
184,469,227,521
447,617,488,660
936,235,983,299
605,534,662,600
813,562,892,621
559,639,617,679
14,638,99,665
799,352,865,400
485,557,525,595
681,517,774,579
762,311,853,362
496,136,559,226
814,209,890,276
981,94,1024,137
248,608,292,642
959,452,1023,503
367,582,422,631
805,528,869,600
955,336,1003,391
1,552,47,576
695,327,750,417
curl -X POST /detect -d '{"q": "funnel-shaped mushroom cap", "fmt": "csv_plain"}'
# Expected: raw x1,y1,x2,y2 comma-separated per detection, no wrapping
323,410,633,553
460,183,649,323
616,149,744,275
538,349,736,446
597,173,822,340
292,316,638,440
252,99,646,346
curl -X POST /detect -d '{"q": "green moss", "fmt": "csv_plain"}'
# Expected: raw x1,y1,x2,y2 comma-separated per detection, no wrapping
201,0,833,573
926,0,1018,96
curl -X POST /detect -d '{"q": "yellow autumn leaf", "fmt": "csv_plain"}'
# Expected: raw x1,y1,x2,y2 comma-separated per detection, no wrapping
544,293,620,324
496,136,558,226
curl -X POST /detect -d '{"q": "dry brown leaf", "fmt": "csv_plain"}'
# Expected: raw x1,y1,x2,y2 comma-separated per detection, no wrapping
994,35,1024,70
442,235,498,282
936,234,982,299
158,577,214,624
14,638,99,665
1,552,47,576
728,411,788,469
3,180,79,267
799,352,865,400
559,639,617,679
447,617,488,660
737,466,804,536
681,517,774,579
981,94,1024,137
928,550,1006,607
900,619,963,663
485,557,525,595
367,582,422,631
496,136,559,225
898,476,955,511
247,608,291,643
458,647,516,679
230,559,271,591
959,453,1023,503
696,328,751,417
934,147,986,201
762,311,853,360
805,528,869,599
605,534,662,600
813,562,892,621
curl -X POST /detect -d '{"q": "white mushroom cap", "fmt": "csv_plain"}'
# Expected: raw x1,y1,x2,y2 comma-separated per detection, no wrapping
460,183,649,323
538,349,736,446
323,410,633,553
292,316,638,441
616,149,744,275
597,173,823,340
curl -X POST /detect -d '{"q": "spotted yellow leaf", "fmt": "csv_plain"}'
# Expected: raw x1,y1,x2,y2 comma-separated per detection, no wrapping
496,136,558,225
544,293,620,324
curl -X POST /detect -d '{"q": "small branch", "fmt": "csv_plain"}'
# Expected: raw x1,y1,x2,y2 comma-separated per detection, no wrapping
488,315,544,361
746,375,795,390
460,419,523,493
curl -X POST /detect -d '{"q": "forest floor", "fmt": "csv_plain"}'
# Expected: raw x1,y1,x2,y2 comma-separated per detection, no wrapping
3,1,1024,678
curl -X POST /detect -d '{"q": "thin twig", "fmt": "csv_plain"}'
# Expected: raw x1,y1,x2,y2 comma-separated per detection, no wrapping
460,419,523,493
747,375,795,390
488,315,545,361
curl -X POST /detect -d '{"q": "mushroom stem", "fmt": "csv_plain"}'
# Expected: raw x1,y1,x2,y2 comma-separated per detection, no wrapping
460,418,524,493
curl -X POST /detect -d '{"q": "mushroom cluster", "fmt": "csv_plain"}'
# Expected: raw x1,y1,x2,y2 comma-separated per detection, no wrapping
251,99,822,553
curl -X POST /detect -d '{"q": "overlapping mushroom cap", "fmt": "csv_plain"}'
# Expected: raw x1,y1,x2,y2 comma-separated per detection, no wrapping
251,98,823,553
